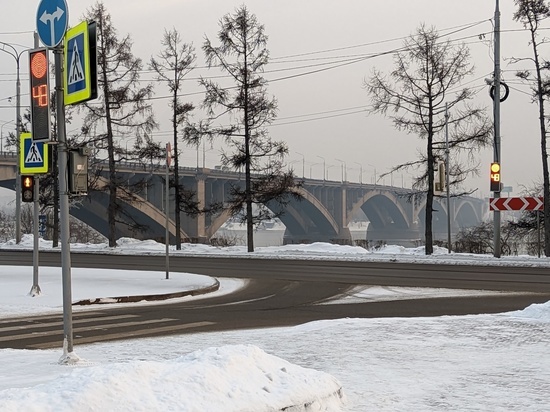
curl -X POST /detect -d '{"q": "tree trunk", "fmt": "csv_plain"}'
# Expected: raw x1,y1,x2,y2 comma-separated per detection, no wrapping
425,97,435,255
425,155,434,255
243,36,254,253
531,32,550,256
173,89,181,249
107,127,116,247
103,66,117,247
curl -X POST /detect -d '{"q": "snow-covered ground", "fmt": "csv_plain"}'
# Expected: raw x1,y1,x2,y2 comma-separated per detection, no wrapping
0,236,549,411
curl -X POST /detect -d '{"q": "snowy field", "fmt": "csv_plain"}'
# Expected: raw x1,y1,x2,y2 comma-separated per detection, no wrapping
0,237,549,411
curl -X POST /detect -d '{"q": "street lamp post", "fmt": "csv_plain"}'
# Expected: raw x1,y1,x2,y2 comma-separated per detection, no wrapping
309,162,321,179
0,119,14,154
0,41,24,244
354,162,363,185
326,164,337,180
316,155,326,181
367,163,377,185
335,158,347,182
296,152,305,178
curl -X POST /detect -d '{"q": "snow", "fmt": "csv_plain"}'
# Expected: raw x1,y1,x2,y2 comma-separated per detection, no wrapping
1,236,549,411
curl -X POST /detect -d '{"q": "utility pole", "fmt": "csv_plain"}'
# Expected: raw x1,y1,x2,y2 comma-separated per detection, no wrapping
493,0,502,258
445,103,451,253
55,44,74,358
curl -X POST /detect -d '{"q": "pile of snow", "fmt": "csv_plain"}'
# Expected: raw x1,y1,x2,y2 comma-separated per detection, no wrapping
504,300,550,321
4,235,550,268
0,345,344,412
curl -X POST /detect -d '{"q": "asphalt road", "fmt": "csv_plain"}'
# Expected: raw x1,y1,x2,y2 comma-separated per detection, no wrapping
1,250,550,350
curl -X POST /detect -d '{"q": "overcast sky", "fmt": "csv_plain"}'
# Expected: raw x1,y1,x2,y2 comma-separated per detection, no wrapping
0,1,541,197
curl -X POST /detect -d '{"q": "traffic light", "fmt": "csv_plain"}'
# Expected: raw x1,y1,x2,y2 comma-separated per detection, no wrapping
21,175,34,203
29,48,51,142
490,162,501,192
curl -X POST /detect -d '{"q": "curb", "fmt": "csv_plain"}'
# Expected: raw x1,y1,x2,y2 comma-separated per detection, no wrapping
72,279,221,306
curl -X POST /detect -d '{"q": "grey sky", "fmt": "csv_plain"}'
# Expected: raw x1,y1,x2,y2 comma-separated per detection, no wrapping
0,0,541,198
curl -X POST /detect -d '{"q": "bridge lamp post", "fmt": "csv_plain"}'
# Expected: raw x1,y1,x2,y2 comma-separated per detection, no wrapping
335,158,347,182
124,137,139,162
0,41,24,244
1,119,14,154
295,152,305,178
202,140,214,169
367,163,377,185
288,159,301,174
316,155,326,181
309,162,321,179
353,162,363,185
326,164,337,181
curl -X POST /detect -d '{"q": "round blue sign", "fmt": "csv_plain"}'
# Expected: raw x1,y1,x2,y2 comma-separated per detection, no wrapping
36,0,69,48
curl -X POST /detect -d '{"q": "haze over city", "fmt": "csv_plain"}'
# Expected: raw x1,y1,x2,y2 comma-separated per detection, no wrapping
0,0,543,197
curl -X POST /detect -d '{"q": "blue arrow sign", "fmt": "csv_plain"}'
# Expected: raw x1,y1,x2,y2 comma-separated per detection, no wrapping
36,0,68,48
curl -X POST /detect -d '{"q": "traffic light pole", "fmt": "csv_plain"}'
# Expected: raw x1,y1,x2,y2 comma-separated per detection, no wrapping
30,175,41,296
54,45,74,360
493,0,502,258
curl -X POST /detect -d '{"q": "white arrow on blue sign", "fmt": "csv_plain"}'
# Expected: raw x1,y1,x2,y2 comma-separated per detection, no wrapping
36,0,68,48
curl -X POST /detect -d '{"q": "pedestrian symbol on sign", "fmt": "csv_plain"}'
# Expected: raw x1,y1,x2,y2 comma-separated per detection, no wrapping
68,41,85,85
19,133,48,174
25,142,44,164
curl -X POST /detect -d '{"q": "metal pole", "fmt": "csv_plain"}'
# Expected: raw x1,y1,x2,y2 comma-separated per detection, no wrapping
54,46,73,357
15,52,21,244
296,152,305,178
165,143,170,280
445,103,452,253
317,155,325,181
30,175,41,296
493,0,502,258
0,41,24,243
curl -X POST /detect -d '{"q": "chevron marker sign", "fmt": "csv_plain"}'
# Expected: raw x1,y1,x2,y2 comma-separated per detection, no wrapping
489,197,544,211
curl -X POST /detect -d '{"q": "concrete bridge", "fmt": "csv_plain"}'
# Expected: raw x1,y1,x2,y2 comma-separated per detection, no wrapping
0,152,486,246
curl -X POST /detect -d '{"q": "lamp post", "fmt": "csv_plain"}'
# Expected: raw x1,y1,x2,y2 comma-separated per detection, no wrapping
296,152,305,178
310,162,321,179
354,162,363,185
335,158,347,182
316,155,326,181
326,164,337,180
0,41,24,244
0,119,14,154
367,163,377,185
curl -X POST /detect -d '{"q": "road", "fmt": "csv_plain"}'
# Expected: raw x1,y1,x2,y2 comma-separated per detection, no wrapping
1,250,550,350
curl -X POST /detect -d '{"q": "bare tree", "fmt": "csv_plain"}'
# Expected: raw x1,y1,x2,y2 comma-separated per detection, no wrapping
150,28,196,249
513,0,550,256
80,1,156,247
366,25,492,254
198,5,301,252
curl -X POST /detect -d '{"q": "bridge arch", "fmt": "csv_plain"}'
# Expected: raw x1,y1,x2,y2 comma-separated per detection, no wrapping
454,199,481,228
75,177,189,242
349,190,412,230
207,186,340,243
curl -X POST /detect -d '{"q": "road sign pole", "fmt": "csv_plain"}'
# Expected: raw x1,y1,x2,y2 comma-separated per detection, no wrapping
15,56,21,244
165,143,171,280
54,46,74,360
493,0,501,258
30,175,41,296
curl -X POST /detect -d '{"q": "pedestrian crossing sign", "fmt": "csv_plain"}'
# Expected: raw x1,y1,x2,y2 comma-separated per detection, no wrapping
20,133,49,174
64,20,97,105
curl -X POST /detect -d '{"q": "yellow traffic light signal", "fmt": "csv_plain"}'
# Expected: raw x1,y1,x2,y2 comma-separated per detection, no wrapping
490,162,501,192
21,175,34,203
